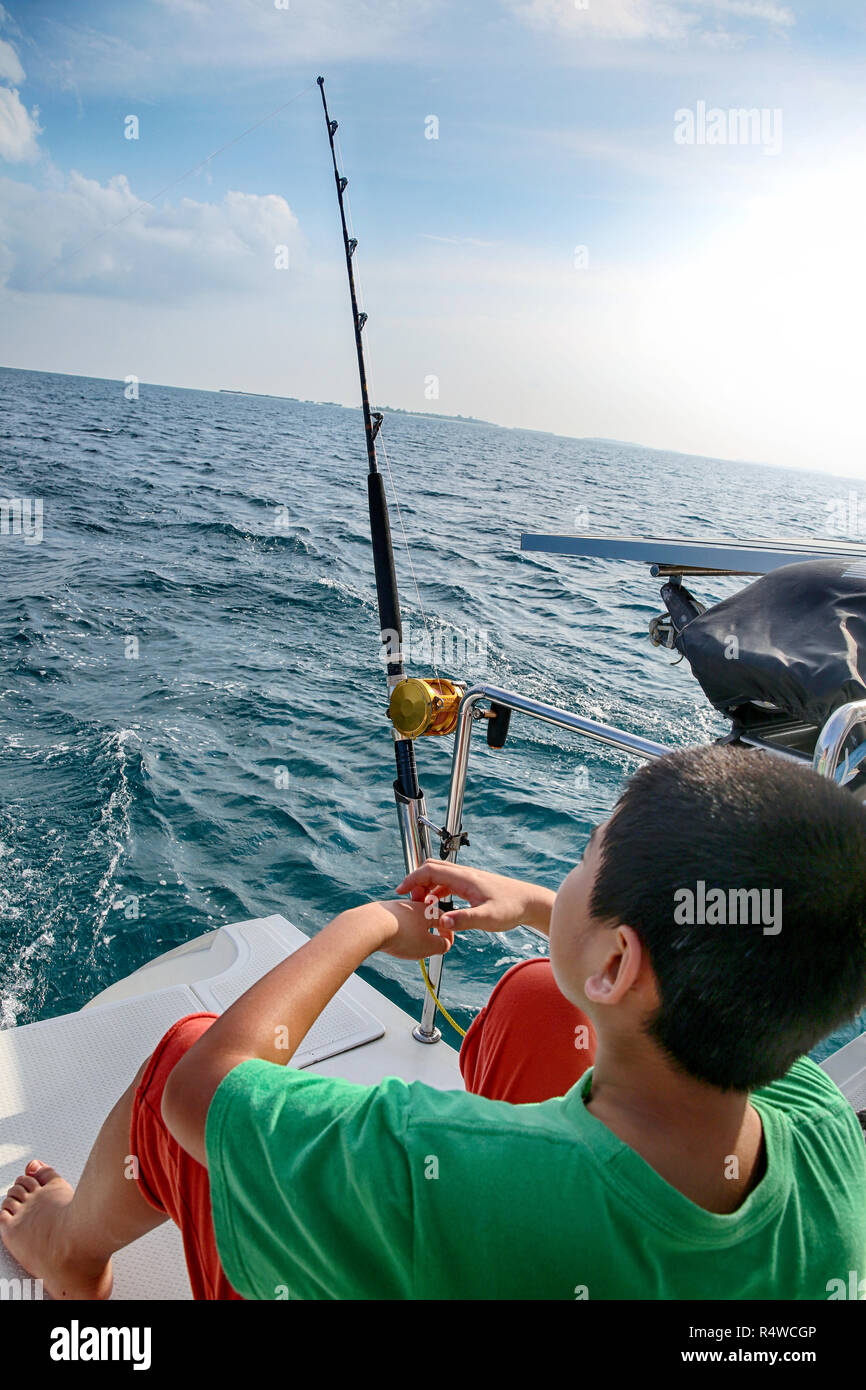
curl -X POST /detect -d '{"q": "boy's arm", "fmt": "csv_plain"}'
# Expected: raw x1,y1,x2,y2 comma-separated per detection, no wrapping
161,900,448,1165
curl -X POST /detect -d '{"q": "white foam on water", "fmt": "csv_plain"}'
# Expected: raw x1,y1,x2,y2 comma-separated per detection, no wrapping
85,729,138,965
0,928,56,1030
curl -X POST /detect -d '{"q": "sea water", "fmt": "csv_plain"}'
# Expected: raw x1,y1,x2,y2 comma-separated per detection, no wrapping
1,365,863,1058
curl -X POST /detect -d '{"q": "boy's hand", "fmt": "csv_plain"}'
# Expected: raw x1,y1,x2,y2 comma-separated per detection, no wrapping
395,859,556,935
373,898,455,960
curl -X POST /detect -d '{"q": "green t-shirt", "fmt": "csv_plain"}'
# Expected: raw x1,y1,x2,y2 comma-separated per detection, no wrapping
205,1054,866,1300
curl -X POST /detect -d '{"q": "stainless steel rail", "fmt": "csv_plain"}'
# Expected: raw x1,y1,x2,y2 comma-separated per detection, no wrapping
413,685,672,1042
812,700,866,781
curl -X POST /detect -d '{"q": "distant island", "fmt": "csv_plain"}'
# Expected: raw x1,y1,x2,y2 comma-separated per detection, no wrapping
219,389,495,428
372,404,492,426
219,389,302,402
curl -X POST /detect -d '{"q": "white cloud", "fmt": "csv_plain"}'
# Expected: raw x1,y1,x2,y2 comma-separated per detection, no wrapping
156,0,210,14
0,37,24,84
504,0,794,44
712,0,793,25
47,0,442,92
0,30,41,164
3,183,863,477
505,0,690,42
0,86,40,163
26,0,798,97
0,171,302,298
420,233,498,248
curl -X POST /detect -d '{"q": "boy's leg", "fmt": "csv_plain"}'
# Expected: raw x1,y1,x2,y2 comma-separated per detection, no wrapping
0,1012,241,1301
126,1011,242,1299
459,958,596,1103
0,1063,170,1301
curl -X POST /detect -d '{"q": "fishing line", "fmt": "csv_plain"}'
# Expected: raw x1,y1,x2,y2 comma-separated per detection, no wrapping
334,128,442,684
419,958,466,1037
29,80,317,288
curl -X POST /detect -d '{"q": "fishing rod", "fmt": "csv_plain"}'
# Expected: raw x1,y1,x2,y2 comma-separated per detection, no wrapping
317,77,466,1040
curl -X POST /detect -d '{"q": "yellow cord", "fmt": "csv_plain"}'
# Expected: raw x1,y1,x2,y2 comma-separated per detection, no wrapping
419,958,466,1037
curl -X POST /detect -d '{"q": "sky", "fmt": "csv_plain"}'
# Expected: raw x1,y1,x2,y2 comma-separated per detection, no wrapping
0,0,865,475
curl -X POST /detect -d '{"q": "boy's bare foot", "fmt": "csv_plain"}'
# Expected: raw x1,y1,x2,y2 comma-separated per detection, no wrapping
0,1159,113,1300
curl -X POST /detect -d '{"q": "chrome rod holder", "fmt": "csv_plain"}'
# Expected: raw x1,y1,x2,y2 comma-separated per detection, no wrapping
394,785,432,872
393,783,441,1044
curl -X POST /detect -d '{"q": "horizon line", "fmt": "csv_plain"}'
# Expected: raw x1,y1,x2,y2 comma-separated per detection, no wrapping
0,361,857,487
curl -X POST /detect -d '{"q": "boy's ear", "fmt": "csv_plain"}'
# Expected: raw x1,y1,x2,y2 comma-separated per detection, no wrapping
584,925,647,1005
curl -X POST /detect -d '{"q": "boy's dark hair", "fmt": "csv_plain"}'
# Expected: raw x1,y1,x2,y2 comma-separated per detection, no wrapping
589,744,866,1091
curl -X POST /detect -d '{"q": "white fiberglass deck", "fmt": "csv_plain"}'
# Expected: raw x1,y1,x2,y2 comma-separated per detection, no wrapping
0,915,462,1299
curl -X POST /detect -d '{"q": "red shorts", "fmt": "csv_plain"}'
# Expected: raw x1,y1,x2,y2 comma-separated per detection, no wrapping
130,1012,242,1300
130,959,596,1300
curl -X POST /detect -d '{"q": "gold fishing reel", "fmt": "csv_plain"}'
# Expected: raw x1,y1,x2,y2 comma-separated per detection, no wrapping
388,677,465,739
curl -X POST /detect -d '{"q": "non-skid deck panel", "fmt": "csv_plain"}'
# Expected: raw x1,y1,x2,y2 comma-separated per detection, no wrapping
0,987,200,1300
87,914,464,1092
820,1033,866,1112
190,919,384,1066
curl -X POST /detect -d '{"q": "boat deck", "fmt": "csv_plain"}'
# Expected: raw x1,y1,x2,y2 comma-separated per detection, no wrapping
0,915,462,1299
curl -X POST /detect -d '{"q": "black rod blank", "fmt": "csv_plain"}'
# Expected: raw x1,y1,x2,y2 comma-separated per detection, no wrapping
318,77,419,798
317,77,380,478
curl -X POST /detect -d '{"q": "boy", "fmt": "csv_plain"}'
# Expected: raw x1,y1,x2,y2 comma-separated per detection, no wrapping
3,744,866,1299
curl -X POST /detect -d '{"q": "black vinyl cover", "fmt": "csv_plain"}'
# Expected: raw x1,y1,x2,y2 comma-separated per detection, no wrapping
673,558,866,725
